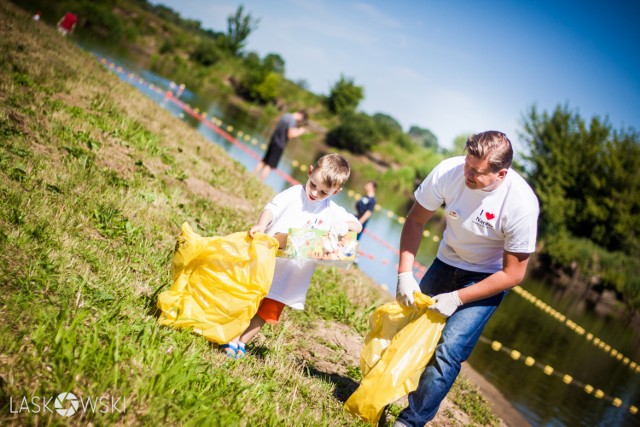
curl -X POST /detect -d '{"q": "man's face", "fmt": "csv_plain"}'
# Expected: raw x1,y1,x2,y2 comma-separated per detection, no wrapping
463,154,507,190
305,168,341,201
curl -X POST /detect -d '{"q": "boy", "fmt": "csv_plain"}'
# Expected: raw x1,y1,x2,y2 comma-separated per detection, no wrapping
355,180,377,240
223,153,362,358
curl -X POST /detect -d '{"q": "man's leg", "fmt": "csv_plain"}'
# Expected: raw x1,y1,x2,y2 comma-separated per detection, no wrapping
395,261,504,426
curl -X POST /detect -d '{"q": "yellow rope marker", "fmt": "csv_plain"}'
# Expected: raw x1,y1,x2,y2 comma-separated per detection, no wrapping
616,353,623,361
584,384,594,394
604,344,611,352
623,357,630,365
543,365,554,375
375,204,382,211
238,130,244,137
300,164,308,172
202,112,208,118
631,362,638,369
612,398,622,408
594,389,604,399
260,143,267,150
630,405,638,415
491,341,502,351
558,314,566,322
586,333,594,341
227,125,234,132
386,211,394,218
398,217,406,224
292,160,299,167
423,230,431,238
194,108,200,114
611,349,618,357
251,138,258,145
562,374,573,384
433,236,440,242
244,135,251,141
355,193,362,200
510,350,521,360
524,356,535,366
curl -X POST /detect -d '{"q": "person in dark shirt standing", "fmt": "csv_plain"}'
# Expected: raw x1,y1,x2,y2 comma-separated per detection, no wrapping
355,180,377,240
253,110,307,180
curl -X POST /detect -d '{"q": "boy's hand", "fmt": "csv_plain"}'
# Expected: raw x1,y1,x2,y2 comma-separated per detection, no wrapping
249,225,266,238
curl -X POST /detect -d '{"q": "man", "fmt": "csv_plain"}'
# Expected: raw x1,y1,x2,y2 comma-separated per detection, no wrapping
393,131,539,426
253,110,307,179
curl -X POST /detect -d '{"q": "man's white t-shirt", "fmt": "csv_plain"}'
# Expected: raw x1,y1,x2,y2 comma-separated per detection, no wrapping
415,156,539,273
263,184,358,309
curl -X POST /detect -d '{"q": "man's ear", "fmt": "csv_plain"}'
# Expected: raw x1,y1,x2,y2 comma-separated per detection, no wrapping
497,168,508,180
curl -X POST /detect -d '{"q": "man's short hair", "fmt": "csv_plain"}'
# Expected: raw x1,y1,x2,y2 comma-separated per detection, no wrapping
465,131,513,171
314,153,350,188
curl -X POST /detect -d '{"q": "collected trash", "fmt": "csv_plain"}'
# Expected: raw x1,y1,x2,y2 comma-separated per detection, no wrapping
344,292,445,425
157,222,278,344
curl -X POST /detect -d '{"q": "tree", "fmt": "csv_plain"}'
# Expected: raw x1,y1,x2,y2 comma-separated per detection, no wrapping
221,5,259,56
327,75,364,115
408,126,439,150
325,112,377,154
263,53,285,75
372,113,402,140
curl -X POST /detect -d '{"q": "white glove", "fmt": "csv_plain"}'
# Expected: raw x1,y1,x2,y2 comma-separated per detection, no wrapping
429,291,462,317
396,272,420,307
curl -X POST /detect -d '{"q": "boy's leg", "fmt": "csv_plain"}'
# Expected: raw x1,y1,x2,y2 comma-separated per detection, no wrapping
239,314,266,344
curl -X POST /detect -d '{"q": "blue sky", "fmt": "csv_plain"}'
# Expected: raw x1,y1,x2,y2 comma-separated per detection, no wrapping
151,0,640,151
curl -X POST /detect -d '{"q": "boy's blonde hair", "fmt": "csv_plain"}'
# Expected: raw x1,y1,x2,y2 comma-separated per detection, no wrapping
313,153,350,188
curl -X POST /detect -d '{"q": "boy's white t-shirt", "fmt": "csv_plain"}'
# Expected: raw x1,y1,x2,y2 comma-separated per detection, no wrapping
263,184,358,309
415,156,539,273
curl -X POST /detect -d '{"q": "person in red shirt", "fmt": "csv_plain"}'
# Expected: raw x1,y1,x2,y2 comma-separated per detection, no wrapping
57,12,77,36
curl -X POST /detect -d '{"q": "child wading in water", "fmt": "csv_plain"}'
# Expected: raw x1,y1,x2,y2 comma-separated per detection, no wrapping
223,153,362,358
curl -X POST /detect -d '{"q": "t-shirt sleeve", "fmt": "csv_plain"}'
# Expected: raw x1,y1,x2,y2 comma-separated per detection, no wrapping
331,203,359,225
504,203,540,254
366,197,376,212
264,185,297,224
414,163,446,211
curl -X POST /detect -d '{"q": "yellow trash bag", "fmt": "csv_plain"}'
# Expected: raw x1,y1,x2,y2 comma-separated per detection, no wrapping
157,222,279,344
344,293,446,425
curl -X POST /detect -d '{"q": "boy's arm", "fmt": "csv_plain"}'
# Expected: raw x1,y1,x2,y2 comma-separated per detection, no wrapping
358,210,372,224
346,220,363,234
249,209,274,238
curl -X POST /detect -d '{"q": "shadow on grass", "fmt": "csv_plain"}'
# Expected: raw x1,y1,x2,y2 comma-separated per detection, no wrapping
302,364,360,403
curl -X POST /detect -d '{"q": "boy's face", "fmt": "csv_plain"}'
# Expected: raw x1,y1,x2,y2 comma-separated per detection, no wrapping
305,167,341,202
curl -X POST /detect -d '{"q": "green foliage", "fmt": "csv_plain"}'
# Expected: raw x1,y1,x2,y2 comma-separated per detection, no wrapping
327,75,364,115
220,5,259,56
325,112,378,154
408,125,439,150
190,38,223,66
372,113,403,139
521,104,640,311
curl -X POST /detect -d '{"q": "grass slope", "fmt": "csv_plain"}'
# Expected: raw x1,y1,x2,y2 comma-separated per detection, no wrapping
0,2,500,426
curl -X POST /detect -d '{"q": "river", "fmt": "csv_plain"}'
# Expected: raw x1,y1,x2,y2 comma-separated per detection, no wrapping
83,42,640,427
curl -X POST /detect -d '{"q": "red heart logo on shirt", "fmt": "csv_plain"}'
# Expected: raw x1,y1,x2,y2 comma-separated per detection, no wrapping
485,212,495,220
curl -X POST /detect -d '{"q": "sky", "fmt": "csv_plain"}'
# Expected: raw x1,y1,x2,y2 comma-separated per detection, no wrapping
150,0,640,151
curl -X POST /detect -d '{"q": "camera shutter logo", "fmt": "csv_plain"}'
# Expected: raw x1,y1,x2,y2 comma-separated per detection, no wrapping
55,392,79,416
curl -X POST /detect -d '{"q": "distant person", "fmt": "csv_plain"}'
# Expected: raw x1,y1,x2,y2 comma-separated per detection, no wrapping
33,11,41,21
57,12,77,36
222,153,362,358
392,131,539,426
253,110,307,179
355,180,377,240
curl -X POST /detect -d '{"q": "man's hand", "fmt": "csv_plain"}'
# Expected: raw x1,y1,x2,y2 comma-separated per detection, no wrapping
396,272,420,307
429,291,462,317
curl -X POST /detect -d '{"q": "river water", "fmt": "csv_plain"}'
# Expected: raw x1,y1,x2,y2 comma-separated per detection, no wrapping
84,44,640,427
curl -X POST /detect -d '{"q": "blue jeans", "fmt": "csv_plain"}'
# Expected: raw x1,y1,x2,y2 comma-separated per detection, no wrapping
395,258,506,427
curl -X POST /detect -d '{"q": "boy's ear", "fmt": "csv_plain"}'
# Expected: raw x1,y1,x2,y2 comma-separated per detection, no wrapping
307,165,314,177
332,186,343,195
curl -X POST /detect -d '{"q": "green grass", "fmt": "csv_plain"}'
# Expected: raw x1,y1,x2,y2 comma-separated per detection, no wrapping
0,2,501,426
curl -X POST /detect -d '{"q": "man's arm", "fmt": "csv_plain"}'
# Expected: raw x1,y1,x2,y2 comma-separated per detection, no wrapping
287,126,305,139
456,251,531,304
398,201,436,273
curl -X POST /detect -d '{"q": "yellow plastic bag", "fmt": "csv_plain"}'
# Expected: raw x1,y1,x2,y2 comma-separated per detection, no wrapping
344,293,446,425
157,222,278,344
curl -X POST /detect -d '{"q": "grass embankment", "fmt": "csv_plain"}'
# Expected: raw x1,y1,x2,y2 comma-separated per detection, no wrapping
0,3,500,426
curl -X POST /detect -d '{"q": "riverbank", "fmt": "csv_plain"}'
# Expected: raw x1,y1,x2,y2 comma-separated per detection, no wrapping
0,2,505,426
